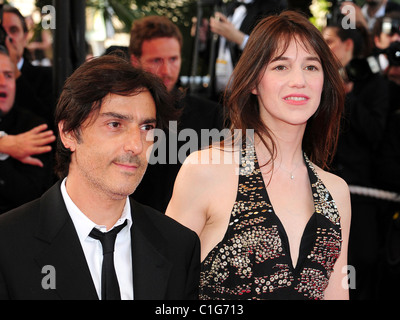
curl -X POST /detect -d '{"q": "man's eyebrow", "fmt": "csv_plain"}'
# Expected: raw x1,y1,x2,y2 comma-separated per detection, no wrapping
99,112,133,121
142,118,157,124
100,112,156,124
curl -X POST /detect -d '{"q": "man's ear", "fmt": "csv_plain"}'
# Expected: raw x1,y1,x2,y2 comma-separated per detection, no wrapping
130,54,141,67
58,121,77,152
374,35,384,50
344,38,354,53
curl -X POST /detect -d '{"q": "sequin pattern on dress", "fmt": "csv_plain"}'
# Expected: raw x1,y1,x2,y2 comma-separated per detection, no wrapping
199,142,342,300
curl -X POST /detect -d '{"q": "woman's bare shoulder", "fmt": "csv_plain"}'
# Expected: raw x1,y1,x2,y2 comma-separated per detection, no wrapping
166,146,239,236
182,146,240,176
171,146,239,201
314,165,351,219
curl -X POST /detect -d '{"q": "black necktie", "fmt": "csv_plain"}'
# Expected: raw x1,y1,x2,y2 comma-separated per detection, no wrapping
89,220,128,300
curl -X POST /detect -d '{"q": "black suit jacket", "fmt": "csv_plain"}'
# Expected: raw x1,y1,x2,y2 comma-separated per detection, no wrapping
15,60,55,129
0,106,54,214
0,181,200,300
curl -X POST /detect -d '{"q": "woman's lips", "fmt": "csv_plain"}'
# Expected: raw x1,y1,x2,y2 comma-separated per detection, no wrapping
283,94,309,105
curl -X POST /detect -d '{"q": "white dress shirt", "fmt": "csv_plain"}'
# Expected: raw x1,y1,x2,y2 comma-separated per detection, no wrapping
60,178,134,300
362,3,387,30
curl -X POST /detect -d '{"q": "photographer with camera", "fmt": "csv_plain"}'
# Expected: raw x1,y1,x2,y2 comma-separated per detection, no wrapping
372,12,400,113
322,19,390,300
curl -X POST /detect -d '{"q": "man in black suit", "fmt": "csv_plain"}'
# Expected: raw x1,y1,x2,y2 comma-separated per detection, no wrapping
3,5,55,128
0,54,200,300
0,48,55,214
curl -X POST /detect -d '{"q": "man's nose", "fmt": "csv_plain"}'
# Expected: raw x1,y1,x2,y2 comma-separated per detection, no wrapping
0,73,6,86
159,60,171,75
124,127,143,155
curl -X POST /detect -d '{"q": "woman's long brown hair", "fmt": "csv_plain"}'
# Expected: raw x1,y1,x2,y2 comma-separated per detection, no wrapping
224,10,345,169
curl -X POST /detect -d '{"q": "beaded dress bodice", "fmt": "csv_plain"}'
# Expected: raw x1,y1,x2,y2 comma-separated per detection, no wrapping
199,142,342,300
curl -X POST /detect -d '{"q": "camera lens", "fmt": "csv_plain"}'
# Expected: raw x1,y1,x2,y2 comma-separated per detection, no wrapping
385,41,400,66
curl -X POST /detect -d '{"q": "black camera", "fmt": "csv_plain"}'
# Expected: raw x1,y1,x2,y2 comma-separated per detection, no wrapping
382,17,400,37
383,41,400,66
345,56,381,81
378,18,400,66
345,42,400,81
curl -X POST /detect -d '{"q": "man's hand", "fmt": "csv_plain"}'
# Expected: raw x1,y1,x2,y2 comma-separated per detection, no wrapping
210,12,245,46
0,124,56,167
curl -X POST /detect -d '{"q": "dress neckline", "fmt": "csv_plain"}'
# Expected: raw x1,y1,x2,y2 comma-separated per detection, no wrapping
200,141,343,299
251,144,319,273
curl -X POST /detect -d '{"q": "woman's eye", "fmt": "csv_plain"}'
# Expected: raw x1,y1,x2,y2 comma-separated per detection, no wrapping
274,65,287,71
305,65,319,71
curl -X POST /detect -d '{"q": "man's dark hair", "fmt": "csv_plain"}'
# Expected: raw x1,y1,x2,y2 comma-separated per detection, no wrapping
3,5,28,33
54,54,175,178
129,15,183,57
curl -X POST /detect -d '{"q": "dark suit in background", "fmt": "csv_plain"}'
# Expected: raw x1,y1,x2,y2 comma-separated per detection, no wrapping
15,58,55,129
331,72,390,300
0,181,200,300
0,105,54,214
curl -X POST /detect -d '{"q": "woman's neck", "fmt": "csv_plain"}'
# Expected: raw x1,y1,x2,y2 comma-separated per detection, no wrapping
254,123,305,168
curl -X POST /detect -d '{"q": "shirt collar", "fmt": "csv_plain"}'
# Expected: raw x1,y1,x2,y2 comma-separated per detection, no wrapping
17,57,24,71
362,3,387,19
60,178,132,243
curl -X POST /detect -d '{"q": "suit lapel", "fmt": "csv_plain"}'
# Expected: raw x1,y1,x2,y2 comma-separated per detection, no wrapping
130,199,171,300
34,181,98,300
32,183,172,300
